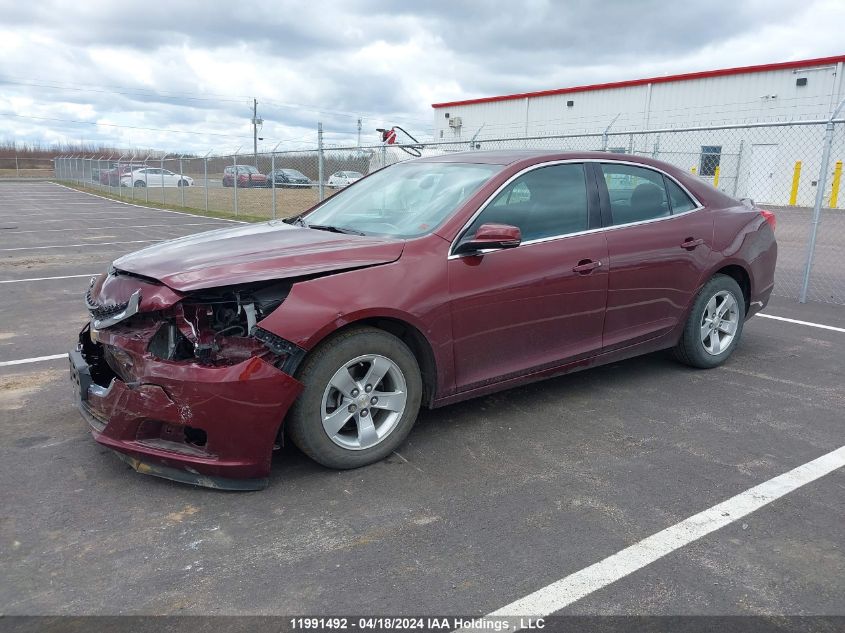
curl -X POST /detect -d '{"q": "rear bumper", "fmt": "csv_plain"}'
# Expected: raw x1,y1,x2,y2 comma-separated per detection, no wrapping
69,332,303,490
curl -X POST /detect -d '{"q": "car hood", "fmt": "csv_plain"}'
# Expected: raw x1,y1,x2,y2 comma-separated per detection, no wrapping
112,221,405,292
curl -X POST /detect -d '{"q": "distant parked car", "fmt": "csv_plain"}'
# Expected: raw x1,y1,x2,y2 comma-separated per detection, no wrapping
328,171,363,188
120,168,193,188
223,165,268,188
100,164,145,186
268,168,312,188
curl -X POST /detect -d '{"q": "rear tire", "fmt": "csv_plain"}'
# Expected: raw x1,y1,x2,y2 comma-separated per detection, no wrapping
674,274,745,369
287,326,422,469
134,180,146,188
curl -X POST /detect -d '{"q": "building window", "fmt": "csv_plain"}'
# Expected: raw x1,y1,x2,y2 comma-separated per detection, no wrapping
699,146,722,176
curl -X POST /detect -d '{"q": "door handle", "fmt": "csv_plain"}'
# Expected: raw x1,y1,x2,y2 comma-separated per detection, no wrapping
573,259,602,274
680,237,705,250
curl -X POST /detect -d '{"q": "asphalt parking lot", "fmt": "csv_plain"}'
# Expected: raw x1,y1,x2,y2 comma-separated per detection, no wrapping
0,181,843,618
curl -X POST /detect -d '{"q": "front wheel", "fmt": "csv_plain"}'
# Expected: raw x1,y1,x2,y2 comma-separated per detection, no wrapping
134,180,146,188
674,274,745,368
287,326,422,469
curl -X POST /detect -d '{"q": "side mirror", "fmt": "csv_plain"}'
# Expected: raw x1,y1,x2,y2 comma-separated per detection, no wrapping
454,223,522,255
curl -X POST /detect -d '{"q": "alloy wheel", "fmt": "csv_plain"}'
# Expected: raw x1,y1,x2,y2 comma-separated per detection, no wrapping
700,290,739,355
320,354,408,450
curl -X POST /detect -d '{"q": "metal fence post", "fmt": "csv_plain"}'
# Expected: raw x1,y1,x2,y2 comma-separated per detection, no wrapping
317,122,325,202
127,154,135,201
15,152,19,177
233,152,239,216
204,151,210,213
799,98,845,303
271,151,277,219
179,155,185,208
270,141,281,220
160,155,167,205
732,140,744,197
143,154,150,203
115,154,125,196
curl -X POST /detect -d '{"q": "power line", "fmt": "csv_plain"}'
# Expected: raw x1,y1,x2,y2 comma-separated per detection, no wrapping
0,111,327,145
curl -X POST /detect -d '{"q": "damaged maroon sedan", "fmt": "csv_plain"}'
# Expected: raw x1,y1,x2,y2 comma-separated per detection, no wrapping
70,151,777,490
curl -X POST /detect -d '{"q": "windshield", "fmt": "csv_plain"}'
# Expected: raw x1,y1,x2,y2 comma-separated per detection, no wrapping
304,162,500,238
283,169,307,178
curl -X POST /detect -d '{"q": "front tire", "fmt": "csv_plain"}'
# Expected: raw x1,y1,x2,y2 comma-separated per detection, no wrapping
674,274,745,368
134,180,146,188
287,326,422,469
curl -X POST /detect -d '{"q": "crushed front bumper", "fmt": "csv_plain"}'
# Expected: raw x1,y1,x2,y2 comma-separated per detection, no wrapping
69,327,303,490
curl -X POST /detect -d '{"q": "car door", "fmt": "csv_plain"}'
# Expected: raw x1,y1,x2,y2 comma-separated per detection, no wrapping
159,169,175,187
448,162,608,392
596,161,713,351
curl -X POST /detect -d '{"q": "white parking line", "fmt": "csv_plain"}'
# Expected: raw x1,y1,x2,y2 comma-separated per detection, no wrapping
0,353,68,368
2,216,190,224
50,182,246,224
0,274,97,284
477,445,845,627
0,239,159,252
4,222,225,234
759,313,845,333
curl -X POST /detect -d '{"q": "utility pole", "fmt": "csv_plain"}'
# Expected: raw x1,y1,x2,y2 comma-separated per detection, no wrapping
357,118,362,150
252,98,262,168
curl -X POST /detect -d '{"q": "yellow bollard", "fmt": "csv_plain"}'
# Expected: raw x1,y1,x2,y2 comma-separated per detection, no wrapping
789,161,802,206
713,166,720,188
690,166,697,175
830,160,842,208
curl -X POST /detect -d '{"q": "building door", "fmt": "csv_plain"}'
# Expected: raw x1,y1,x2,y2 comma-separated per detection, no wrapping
746,144,779,204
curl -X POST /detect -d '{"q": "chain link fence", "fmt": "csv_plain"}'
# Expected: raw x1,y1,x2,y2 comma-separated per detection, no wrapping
0,155,55,178
54,118,845,305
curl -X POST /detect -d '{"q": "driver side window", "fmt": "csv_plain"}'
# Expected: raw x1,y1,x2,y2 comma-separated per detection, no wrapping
466,163,589,242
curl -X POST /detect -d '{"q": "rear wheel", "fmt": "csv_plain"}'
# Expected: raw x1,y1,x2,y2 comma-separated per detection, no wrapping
133,180,146,188
674,274,745,368
177,179,187,187
287,326,422,469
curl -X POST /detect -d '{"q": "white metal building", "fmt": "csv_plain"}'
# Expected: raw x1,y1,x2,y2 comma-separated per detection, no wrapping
431,56,845,205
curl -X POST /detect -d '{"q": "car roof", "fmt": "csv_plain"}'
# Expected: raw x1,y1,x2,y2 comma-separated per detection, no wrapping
411,150,737,205
414,149,669,165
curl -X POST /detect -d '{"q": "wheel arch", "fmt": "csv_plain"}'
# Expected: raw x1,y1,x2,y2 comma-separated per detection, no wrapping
712,263,751,315
298,315,439,408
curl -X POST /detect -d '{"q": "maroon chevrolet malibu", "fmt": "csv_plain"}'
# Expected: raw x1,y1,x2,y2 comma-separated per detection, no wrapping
70,151,777,489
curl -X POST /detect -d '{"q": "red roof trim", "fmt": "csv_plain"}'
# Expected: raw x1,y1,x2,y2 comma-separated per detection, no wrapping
431,55,845,109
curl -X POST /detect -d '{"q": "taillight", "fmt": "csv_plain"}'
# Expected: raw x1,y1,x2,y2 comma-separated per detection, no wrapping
760,210,776,231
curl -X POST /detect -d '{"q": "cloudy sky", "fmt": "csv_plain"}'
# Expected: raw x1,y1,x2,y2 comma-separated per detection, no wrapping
1,0,843,154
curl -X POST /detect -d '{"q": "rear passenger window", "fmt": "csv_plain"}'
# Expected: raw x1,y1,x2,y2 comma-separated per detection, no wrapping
665,178,697,213
600,164,669,225
466,164,589,242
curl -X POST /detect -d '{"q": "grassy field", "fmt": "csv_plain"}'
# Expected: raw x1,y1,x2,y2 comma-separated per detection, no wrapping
0,168,53,178
54,181,338,220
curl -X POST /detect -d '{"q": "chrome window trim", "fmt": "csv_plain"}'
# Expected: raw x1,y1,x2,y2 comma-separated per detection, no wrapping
448,158,704,259
596,159,703,210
